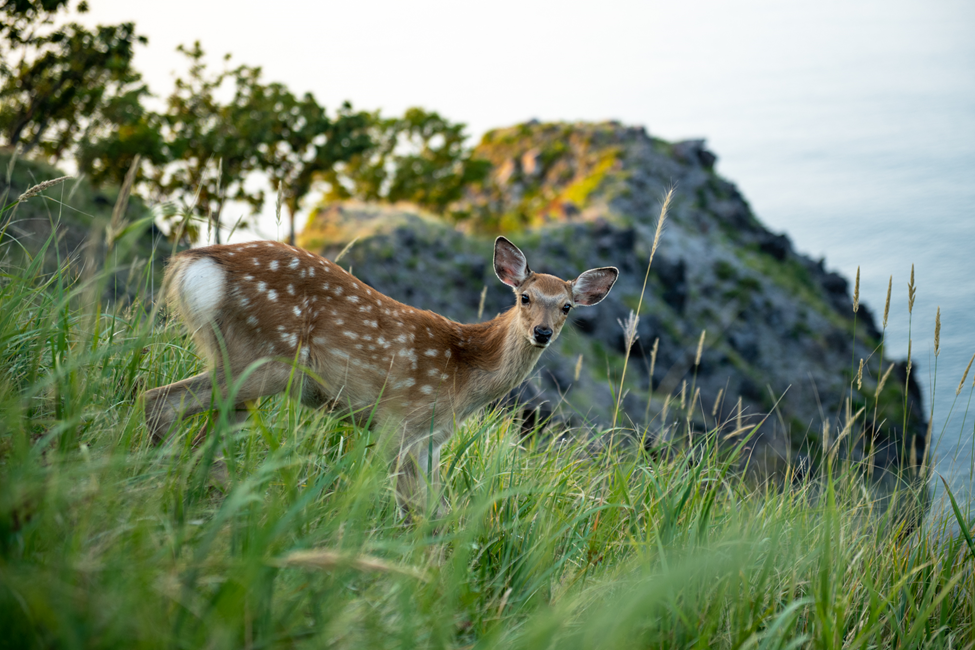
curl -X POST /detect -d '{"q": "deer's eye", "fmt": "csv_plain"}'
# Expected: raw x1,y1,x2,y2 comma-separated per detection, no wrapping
562,303,571,315
521,294,530,305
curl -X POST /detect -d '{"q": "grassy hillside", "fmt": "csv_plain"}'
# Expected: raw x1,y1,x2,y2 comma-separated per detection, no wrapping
0,149,171,303
1,189,973,647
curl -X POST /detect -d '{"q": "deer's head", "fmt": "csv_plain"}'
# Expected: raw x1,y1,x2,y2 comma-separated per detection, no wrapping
494,237,619,348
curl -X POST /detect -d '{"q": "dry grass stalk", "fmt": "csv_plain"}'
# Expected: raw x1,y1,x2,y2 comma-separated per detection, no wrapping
875,362,895,399
691,387,700,416
958,353,974,396
477,285,488,320
17,176,72,203
649,337,659,381
334,237,359,263
680,380,687,410
695,330,706,367
712,387,724,418
883,275,892,328
907,264,916,314
934,306,941,357
830,407,866,460
906,339,912,376
856,359,863,391
574,354,583,382
735,396,742,433
107,155,141,250
274,549,429,581
822,418,830,452
853,266,860,313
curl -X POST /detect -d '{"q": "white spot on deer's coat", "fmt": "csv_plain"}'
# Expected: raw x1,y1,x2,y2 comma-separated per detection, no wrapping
293,306,301,317
396,378,415,389
178,257,225,329
287,284,295,295
343,331,359,340
329,348,350,359
395,334,407,343
244,275,254,281
289,257,300,269
280,332,297,348
300,348,309,361
253,258,260,266
312,336,327,346
268,290,278,301
335,318,344,325
444,350,451,359
420,385,433,395
362,334,373,341
239,297,250,307
364,320,378,328
347,295,360,303
247,316,258,326
309,267,315,277
300,269,306,278
358,305,372,312
257,281,267,293
269,260,279,271
334,286,343,296
427,368,440,377
424,349,438,357
378,336,389,348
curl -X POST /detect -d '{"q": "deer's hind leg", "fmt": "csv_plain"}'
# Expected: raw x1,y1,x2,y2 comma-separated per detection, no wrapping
145,362,293,444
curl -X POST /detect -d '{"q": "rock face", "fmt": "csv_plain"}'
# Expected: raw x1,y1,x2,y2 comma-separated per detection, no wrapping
300,121,925,477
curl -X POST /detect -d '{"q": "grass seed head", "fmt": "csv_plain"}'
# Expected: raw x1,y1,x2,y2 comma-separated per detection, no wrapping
695,329,706,367
574,354,583,382
853,266,860,313
617,310,640,353
875,362,895,399
907,264,916,314
883,275,892,328
17,176,72,202
857,358,863,390
712,387,724,417
934,306,941,357
957,353,974,396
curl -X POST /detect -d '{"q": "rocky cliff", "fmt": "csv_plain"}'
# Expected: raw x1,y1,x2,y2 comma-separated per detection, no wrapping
300,121,926,477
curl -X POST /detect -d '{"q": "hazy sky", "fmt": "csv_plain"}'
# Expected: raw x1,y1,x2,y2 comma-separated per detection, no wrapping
78,0,971,149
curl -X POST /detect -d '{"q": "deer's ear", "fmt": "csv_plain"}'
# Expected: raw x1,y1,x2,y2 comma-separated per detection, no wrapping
573,267,619,306
494,237,531,287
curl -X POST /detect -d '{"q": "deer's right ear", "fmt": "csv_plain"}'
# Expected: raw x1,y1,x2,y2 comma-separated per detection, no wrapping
494,237,531,287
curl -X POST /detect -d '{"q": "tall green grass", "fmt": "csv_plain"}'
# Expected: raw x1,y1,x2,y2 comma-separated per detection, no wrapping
0,189,973,649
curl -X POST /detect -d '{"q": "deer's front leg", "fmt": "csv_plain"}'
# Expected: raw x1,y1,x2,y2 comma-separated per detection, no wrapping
393,437,444,517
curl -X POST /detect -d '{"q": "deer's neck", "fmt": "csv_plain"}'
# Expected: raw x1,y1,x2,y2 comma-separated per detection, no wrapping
459,308,545,406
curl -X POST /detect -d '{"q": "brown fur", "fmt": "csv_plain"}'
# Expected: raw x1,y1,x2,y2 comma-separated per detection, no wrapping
144,238,617,511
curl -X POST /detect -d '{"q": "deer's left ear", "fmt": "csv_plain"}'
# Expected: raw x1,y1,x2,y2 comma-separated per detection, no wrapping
494,237,532,287
572,267,619,306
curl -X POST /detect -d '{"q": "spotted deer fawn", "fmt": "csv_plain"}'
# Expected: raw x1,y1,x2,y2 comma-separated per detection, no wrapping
145,237,618,510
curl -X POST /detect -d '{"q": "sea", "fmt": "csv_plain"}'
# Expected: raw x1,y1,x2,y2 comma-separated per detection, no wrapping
633,1,975,509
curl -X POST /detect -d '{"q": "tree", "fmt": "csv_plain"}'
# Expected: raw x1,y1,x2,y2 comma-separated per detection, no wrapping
259,91,371,245
320,107,489,217
75,84,167,190
0,4,147,160
152,43,273,244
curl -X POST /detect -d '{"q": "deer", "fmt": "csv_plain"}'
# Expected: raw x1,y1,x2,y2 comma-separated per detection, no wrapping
144,236,618,512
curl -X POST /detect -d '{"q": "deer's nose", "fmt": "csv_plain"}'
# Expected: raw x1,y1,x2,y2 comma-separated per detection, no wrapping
533,326,553,344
